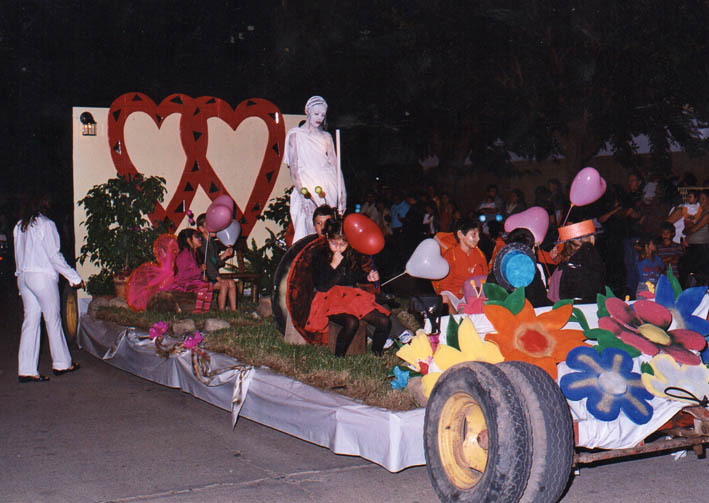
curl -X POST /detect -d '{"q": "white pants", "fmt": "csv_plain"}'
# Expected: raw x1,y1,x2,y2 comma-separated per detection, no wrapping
17,272,72,375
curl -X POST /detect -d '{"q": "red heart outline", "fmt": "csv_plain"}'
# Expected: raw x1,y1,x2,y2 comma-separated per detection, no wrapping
107,93,286,237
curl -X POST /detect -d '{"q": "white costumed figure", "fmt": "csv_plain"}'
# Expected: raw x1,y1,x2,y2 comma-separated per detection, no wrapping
284,96,346,242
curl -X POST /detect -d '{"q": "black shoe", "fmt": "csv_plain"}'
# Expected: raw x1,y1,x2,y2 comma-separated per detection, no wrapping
19,375,50,383
53,362,80,376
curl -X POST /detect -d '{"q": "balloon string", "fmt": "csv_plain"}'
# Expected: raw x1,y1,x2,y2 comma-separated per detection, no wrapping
202,237,209,281
561,204,574,227
370,256,380,292
381,271,407,287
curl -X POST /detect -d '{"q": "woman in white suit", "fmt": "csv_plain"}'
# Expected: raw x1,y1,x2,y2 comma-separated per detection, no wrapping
14,194,83,382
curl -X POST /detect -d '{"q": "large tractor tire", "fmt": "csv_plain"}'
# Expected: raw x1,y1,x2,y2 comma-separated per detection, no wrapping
498,361,574,503
61,282,79,348
424,361,532,502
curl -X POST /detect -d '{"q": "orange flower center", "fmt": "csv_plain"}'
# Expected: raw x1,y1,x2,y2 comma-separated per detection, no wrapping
514,323,555,358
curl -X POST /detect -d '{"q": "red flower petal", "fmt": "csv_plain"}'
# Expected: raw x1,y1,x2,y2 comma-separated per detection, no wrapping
633,300,672,329
599,316,625,336
606,297,641,328
670,329,708,352
618,330,660,356
663,345,701,366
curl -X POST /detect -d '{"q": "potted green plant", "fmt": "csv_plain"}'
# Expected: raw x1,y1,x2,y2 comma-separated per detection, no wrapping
78,173,171,296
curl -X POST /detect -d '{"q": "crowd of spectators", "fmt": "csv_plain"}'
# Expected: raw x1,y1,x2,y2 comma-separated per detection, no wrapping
355,171,709,301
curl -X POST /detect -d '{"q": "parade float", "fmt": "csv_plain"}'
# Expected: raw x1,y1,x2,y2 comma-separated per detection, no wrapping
68,94,709,503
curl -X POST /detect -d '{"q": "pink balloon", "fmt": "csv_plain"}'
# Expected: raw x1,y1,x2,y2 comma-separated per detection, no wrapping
504,206,549,245
213,194,235,211
569,167,607,206
205,202,232,232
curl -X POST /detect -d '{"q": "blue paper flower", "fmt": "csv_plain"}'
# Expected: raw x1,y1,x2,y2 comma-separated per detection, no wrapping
560,346,654,424
654,275,709,362
391,366,410,390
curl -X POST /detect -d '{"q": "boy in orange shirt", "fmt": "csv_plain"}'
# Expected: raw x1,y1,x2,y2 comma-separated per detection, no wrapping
433,220,489,299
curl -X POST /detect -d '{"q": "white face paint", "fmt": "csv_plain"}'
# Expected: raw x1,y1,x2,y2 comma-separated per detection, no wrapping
307,104,327,129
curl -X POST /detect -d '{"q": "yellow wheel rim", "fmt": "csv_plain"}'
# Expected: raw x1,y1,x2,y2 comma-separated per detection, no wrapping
437,391,489,489
65,290,78,338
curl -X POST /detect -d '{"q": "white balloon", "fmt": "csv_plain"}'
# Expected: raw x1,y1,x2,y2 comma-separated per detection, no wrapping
406,239,450,280
216,220,241,246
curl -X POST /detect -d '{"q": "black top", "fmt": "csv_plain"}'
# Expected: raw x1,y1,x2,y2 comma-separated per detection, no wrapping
200,237,226,282
311,247,370,292
559,242,605,302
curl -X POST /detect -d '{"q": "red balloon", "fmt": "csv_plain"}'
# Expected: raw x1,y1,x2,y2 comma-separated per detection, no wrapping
343,214,385,255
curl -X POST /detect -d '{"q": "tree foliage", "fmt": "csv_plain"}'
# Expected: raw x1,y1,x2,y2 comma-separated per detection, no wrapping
274,0,709,174
78,174,171,278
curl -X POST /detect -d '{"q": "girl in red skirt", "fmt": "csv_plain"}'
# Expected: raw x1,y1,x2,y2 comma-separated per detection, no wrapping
306,219,391,356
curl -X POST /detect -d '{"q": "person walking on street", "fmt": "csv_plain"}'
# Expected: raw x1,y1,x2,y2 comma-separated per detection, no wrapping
14,193,83,383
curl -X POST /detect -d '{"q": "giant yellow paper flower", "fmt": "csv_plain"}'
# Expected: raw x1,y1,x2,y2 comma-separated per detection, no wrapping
484,301,587,379
397,319,506,397
642,354,709,403
434,317,504,370
396,330,441,395
396,329,434,373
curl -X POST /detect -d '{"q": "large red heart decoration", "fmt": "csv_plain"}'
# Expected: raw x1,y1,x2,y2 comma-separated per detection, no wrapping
107,93,286,237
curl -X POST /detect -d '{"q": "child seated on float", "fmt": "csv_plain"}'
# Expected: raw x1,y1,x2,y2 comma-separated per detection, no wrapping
432,220,489,303
312,204,336,237
173,229,213,313
547,220,605,303
305,218,391,356
196,214,237,311
487,228,551,308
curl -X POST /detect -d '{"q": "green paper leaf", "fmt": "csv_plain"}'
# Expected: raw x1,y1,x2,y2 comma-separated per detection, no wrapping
446,316,460,350
584,328,611,341
595,332,641,357
553,299,574,309
667,266,682,299
640,362,654,375
504,287,525,315
570,307,590,331
604,286,616,298
596,293,610,319
483,282,508,301
484,300,506,308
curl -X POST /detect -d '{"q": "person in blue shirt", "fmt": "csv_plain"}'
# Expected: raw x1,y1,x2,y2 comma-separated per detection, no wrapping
635,236,664,298
390,192,410,234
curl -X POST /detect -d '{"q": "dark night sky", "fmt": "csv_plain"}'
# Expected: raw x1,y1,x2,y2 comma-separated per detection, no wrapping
2,1,301,198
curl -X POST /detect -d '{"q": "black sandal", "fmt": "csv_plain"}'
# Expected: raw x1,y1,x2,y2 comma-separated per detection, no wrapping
19,375,50,383
53,362,81,376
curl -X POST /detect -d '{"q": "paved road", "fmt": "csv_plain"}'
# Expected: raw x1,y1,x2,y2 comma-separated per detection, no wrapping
1,276,707,502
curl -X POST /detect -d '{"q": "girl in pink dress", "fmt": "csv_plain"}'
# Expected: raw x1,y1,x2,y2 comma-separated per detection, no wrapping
173,229,213,313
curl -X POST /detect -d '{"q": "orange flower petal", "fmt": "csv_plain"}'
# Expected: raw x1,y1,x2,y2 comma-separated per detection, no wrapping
550,329,588,359
538,303,573,331
484,304,519,337
516,300,537,325
530,357,561,380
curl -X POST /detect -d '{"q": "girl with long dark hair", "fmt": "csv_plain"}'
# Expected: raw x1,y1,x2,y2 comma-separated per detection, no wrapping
172,228,213,313
305,219,391,356
14,193,83,382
